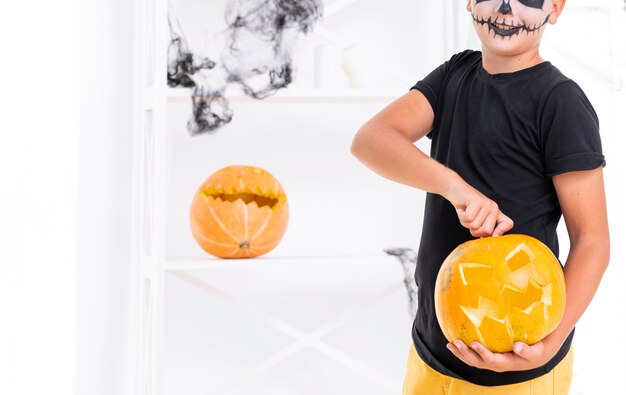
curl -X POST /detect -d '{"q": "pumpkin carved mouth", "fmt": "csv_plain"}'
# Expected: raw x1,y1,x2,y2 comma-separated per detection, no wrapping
206,191,280,208
202,187,284,209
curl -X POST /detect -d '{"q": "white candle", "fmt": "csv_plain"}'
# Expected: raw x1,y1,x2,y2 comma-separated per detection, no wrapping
314,44,348,89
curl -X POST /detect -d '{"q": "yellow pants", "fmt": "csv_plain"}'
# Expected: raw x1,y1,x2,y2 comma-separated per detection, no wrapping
402,343,573,395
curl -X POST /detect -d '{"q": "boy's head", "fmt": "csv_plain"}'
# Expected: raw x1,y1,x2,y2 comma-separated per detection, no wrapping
466,0,566,57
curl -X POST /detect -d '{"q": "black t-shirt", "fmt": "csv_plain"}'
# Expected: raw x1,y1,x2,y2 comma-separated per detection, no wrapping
409,49,606,386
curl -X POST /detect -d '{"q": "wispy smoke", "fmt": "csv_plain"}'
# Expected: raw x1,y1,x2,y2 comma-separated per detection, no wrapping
167,7,233,136
167,0,324,136
384,247,418,318
167,27,215,88
188,86,233,135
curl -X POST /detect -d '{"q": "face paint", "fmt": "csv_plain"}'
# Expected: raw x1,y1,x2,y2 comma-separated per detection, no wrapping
470,0,551,39
498,2,512,14
518,0,545,9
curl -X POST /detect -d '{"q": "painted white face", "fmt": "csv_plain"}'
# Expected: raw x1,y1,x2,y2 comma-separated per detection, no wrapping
470,0,552,40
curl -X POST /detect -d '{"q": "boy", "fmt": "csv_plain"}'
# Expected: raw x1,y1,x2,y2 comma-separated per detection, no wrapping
351,0,610,394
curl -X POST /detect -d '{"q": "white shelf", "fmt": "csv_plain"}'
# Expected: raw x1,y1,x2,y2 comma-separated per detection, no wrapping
166,87,405,103
163,253,398,271
163,253,412,395
137,1,423,393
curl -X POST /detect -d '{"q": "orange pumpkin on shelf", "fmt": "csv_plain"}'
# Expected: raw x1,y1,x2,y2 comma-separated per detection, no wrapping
434,234,566,353
189,165,289,258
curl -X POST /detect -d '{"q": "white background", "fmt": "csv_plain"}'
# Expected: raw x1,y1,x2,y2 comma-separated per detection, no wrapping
0,1,625,394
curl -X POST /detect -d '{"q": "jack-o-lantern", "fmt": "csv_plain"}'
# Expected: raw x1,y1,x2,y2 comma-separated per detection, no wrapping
189,165,288,258
434,234,566,352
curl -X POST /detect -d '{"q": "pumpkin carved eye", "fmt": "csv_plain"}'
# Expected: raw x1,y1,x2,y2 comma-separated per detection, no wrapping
434,234,566,352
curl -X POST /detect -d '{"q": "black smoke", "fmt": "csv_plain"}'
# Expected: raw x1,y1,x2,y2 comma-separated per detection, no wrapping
187,85,233,136
168,0,324,136
384,247,418,318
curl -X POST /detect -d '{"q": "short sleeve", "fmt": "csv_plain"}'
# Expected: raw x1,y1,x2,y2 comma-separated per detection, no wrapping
410,62,447,116
409,50,474,140
540,80,606,178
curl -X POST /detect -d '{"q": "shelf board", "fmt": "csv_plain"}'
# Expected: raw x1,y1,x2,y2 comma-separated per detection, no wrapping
166,87,405,103
163,253,398,271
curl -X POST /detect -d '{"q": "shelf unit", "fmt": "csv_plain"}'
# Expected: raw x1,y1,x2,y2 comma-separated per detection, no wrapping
163,253,394,271
166,87,407,103
132,1,456,394
162,254,413,395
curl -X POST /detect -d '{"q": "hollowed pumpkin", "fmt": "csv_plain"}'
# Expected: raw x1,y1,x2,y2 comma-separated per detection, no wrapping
189,165,289,258
434,234,566,352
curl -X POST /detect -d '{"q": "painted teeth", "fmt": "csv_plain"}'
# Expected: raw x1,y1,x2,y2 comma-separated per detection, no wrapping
493,23,519,30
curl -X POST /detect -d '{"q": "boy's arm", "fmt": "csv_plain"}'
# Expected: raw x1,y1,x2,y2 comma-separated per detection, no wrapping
351,89,513,237
448,166,610,372
539,166,610,356
350,88,452,196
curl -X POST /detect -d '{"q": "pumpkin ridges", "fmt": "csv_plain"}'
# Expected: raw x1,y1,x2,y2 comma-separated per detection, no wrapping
248,239,281,253
190,165,289,258
209,204,243,243
190,193,238,245
248,223,284,249
190,225,238,248
250,207,286,251
248,205,273,241
218,199,249,242
241,200,250,241
223,247,243,258
246,202,288,246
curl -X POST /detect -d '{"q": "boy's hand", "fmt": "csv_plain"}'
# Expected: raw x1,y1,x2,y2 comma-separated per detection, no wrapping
444,180,514,237
446,339,553,372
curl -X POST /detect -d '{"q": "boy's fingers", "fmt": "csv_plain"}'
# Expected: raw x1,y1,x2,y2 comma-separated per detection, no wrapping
514,341,542,362
454,340,483,367
456,210,470,225
470,342,495,364
468,206,490,231
513,342,530,358
492,213,514,236
503,215,515,232
478,211,498,236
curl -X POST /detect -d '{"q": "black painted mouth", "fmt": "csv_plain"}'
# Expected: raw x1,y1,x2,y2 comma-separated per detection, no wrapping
491,21,522,36
471,13,551,38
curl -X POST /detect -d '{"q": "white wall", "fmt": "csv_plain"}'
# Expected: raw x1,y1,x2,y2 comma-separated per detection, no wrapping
75,1,135,395
0,1,79,395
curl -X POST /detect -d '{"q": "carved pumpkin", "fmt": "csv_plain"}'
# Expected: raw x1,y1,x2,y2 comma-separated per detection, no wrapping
434,234,566,352
189,165,289,258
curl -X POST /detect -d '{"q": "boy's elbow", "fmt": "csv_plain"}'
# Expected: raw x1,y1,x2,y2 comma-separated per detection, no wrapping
350,136,361,158
595,230,610,271
580,232,611,272
603,235,611,270
350,127,368,158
